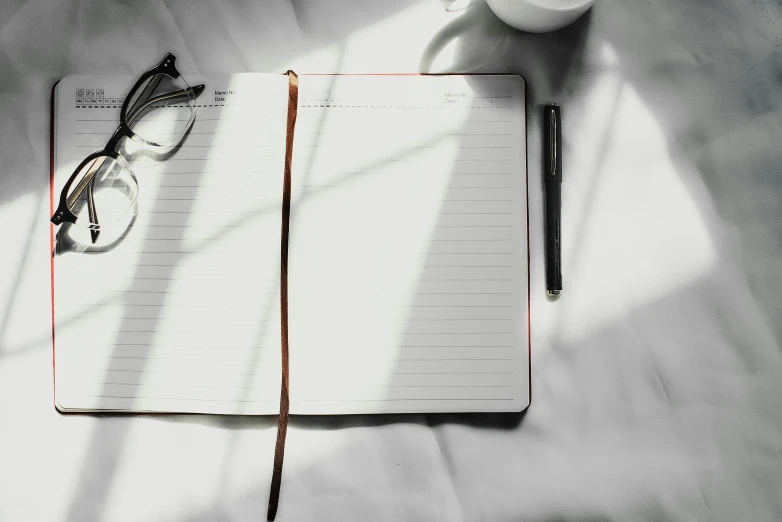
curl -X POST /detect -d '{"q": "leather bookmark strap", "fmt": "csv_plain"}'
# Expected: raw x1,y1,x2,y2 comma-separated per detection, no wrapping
267,70,299,521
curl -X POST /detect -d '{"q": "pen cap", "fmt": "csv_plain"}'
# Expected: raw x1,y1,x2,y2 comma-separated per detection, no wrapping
544,104,562,183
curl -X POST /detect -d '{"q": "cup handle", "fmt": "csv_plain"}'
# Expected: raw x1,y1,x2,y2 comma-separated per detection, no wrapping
446,0,485,12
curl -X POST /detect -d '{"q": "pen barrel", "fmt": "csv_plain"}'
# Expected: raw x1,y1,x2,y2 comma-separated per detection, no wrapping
545,183,562,292
544,103,562,294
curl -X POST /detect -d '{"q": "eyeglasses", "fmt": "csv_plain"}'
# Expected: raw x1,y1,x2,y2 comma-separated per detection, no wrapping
51,53,205,244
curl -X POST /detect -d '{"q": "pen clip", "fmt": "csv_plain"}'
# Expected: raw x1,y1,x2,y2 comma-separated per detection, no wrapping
544,104,562,183
549,107,557,177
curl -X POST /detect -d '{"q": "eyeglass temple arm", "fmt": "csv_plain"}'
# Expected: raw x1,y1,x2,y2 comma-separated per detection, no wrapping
127,83,206,124
66,157,106,209
62,156,104,243
133,73,165,115
87,179,99,243
68,158,104,243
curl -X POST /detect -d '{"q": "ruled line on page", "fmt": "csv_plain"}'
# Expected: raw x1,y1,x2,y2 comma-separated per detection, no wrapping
300,119,513,124
72,144,278,149
299,145,513,150
299,172,513,176
74,315,274,323
408,317,515,323
67,329,274,335
71,342,278,349
96,356,276,362
299,131,513,136
74,130,279,135
72,343,512,349
297,398,515,402
97,369,276,376
303,186,513,190
80,302,278,308
80,396,280,403
89,357,512,364
75,117,284,122
92,382,278,389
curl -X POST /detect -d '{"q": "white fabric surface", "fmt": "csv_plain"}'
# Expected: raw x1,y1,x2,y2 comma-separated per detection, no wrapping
1,0,781,520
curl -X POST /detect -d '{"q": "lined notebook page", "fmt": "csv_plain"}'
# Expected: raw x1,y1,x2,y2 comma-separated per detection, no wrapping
288,75,529,414
53,73,289,414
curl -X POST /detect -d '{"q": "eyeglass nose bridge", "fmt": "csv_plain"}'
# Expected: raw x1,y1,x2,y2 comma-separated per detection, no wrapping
104,126,127,153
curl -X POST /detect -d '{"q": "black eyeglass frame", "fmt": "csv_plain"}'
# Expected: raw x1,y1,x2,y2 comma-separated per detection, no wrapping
51,53,205,229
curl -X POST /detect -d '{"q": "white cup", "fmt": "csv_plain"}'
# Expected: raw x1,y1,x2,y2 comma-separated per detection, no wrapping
447,0,595,33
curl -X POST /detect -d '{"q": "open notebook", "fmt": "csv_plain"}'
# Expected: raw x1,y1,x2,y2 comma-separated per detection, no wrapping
51,73,530,415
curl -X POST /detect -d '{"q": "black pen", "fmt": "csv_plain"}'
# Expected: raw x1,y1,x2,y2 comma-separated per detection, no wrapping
544,104,562,296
